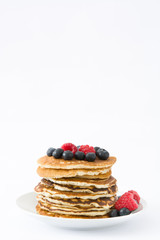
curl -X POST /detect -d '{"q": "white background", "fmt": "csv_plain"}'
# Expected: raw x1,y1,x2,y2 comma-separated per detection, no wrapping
0,0,160,239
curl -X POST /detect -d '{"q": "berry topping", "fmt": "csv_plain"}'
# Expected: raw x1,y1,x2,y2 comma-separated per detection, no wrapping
79,145,95,155
94,147,100,152
109,209,119,217
96,148,109,160
128,190,140,204
85,152,96,162
75,151,85,160
52,148,64,159
46,144,111,162
115,192,139,211
119,208,131,216
61,143,77,155
47,147,56,156
62,150,73,160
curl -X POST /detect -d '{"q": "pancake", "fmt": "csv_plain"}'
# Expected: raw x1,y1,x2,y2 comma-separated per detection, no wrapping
37,166,111,178
38,201,110,216
41,178,118,194
37,155,116,169
74,170,112,179
34,182,117,199
36,194,117,209
46,176,117,188
36,204,110,219
37,196,107,211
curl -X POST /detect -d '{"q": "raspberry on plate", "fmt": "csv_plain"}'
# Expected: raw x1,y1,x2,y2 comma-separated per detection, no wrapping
128,190,140,204
79,145,95,155
61,143,77,155
115,192,139,211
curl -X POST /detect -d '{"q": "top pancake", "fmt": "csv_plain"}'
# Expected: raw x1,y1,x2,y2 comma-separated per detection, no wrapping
37,155,116,169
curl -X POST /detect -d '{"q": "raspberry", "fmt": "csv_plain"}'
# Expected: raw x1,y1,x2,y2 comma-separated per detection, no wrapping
61,143,77,155
128,190,140,204
115,192,138,211
79,145,95,155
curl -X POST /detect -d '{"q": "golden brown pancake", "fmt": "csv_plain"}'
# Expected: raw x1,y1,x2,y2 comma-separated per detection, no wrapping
43,170,112,180
34,182,117,199
37,156,116,169
41,178,118,194
75,170,112,179
36,204,110,219
36,197,107,211
46,175,117,188
38,200,110,216
37,166,111,178
36,194,117,208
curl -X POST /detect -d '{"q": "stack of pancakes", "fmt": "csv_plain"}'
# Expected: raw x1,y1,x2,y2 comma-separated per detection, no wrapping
35,155,117,218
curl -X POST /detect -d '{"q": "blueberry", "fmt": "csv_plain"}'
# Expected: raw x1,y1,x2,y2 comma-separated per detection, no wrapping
77,145,81,149
86,152,96,162
47,147,56,156
94,147,100,153
96,148,109,160
109,209,119,217
75,151,85,160
119,208,130,216
62,150,73,160
52,148,64,159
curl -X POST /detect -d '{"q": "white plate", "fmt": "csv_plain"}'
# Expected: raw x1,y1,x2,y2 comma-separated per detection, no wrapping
16,192,146,229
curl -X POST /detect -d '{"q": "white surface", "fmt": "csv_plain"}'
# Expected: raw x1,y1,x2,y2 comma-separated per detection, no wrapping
16,192,146,229
0,0,160,239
